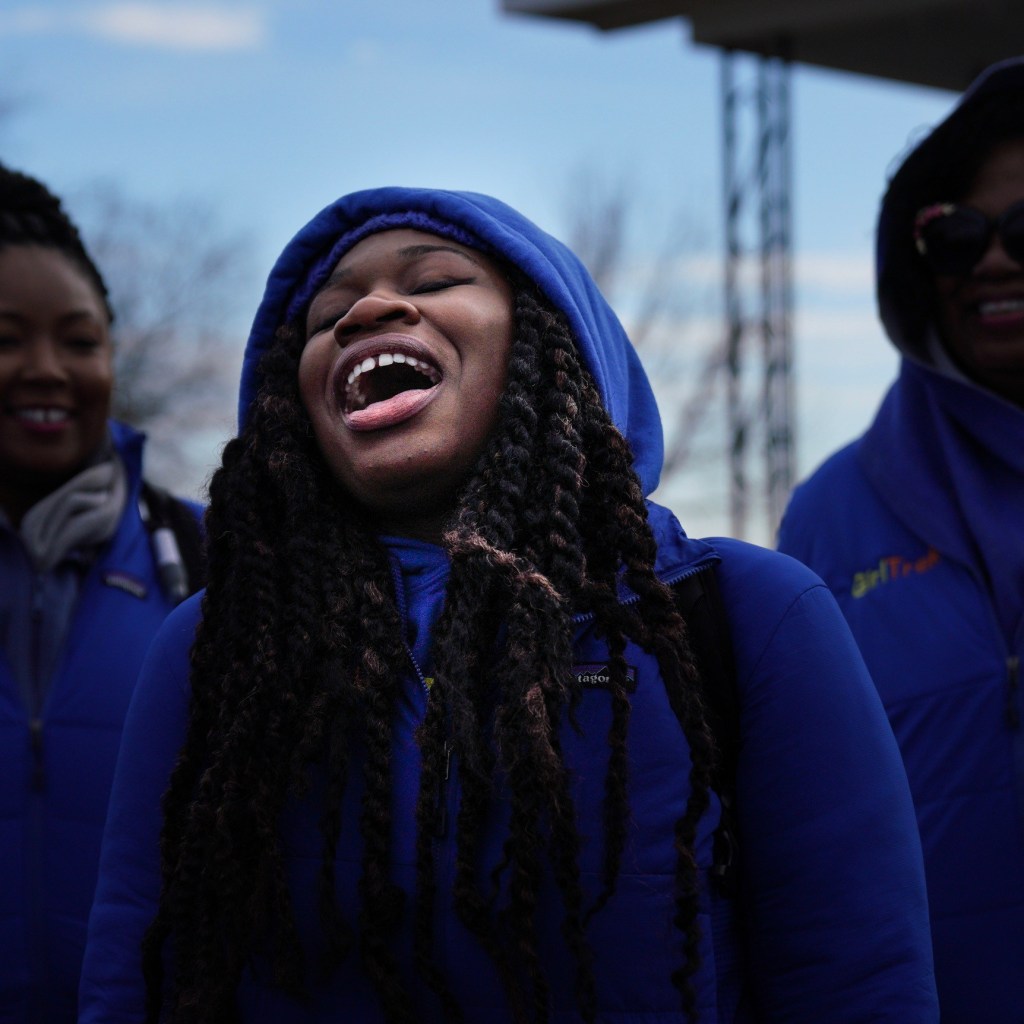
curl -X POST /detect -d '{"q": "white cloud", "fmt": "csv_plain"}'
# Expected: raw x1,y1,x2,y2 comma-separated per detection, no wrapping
86,4,266,50
794,251,874,295
0,4,267,51
632,248,874,300
796,305,885,356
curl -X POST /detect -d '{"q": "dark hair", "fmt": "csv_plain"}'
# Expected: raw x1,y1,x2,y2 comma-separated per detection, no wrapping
0,163,113,321
141,283,714,1023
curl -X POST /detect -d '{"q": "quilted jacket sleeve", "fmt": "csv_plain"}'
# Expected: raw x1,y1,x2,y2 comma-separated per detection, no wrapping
712,538,938,1021
78,594,201,1023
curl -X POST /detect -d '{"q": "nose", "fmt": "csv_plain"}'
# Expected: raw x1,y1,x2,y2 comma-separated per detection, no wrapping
334,291,419,341
974,231,1022,275
20,338,68,384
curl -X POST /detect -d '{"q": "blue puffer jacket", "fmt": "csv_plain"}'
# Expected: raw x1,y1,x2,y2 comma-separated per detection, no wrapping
0,421,200,1023
81,187,937,1021
778,59,1024,1023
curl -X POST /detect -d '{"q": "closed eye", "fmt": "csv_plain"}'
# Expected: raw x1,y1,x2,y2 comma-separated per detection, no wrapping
309,311,348,337
65,336,102,353
411,277,475,295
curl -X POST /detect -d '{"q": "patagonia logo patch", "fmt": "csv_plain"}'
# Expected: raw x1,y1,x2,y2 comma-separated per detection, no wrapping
851,548,940,599
103,572,148,600
572,663,637,693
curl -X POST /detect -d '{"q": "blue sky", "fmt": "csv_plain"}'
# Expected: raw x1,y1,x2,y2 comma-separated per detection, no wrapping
0,1,956,540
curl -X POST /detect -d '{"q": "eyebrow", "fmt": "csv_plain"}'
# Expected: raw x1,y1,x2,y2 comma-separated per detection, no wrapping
318,243,484,290
0,309,103,325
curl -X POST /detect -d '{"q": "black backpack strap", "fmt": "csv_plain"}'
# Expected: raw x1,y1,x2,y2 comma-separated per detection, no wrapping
139,481,206,604
673,566,740,897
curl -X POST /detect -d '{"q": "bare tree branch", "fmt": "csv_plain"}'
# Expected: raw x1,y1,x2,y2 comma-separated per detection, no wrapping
73,183,257,495
558,167,721,479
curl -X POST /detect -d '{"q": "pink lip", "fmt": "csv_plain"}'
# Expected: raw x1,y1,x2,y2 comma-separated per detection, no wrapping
965,292,1024,330
7,407,73,435
977,308,1024,329
331,333,444,434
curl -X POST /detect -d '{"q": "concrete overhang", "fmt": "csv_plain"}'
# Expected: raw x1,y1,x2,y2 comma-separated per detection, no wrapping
501,0,1024,91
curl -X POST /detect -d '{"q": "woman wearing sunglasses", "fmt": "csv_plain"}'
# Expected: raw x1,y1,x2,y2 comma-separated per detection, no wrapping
779,58,1024,1023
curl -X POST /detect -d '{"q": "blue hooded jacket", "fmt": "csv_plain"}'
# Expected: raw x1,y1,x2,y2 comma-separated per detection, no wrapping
778,59,1024,1023
82,188,936,1022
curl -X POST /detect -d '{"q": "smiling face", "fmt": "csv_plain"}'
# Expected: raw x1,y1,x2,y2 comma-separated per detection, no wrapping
933,138,1024,406
0,244,113,522
298,228,514,541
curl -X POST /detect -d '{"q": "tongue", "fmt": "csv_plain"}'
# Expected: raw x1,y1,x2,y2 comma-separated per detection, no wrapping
344,385,438,432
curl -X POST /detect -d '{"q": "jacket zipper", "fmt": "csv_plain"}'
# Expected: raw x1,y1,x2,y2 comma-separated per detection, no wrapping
30,574,46,791
28,572,46,1017
571,557,719,626
940,554,1024,734
434,740,454,838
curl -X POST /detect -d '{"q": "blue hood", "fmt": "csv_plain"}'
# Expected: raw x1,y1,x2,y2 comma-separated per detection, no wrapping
239,188,664,495
876,57,1024,363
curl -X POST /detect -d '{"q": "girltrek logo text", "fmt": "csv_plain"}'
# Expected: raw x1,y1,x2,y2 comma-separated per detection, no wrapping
851,548,940,599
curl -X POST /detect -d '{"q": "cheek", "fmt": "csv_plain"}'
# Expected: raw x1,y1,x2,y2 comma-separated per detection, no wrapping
297,342,328,420
297,360,315,419
474,309,513,388
84,358,115,419
464,357,510,439
930,278,964,331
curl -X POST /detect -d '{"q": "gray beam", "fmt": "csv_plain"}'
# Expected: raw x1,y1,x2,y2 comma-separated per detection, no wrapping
501,0,1024,91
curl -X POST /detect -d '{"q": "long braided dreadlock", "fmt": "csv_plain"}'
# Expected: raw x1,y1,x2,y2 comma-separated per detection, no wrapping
142,278,716,1024
0,163,113,321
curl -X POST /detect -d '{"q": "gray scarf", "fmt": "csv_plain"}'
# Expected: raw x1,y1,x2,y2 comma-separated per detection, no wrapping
18,453,128,572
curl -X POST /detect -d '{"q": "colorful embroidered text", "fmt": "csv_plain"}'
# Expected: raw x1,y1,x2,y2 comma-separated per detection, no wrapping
851,548,940,599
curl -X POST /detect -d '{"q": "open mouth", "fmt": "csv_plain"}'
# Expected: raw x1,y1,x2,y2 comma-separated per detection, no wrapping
343,350,441,414
14,407,71,423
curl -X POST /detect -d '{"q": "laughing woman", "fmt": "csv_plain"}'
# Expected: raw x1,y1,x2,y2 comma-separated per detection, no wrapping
0,165,202,1023
80,189,937,1022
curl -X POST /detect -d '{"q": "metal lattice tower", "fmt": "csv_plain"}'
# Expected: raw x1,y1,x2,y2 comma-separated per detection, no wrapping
721,51,795,538
500,0,1007,536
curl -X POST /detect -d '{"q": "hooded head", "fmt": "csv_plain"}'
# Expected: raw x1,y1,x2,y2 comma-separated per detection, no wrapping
239,188,664,496
877,58,1024,373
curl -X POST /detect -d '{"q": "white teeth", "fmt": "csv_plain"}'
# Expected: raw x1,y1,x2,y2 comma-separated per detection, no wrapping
347,378,367,411
980,299,1024,315
344,350,440,386
342,349,442,411
16,407,69,423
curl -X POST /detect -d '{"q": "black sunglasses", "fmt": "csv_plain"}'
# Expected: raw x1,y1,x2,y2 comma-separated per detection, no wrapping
914,199,1024,276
